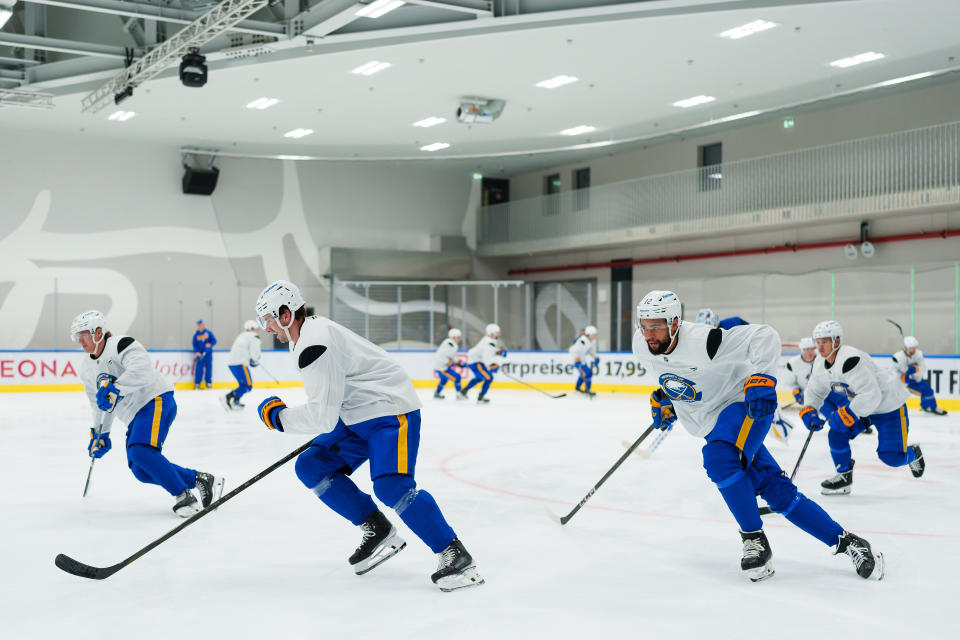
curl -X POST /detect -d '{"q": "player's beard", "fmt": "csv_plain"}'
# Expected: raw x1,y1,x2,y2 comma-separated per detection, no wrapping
646,337,671,355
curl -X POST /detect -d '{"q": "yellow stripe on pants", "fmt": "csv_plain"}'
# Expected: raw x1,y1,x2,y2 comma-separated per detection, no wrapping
243,366,251,386
151,396,162,447
397,414,409,474
900,405,908,452
736,415,754,450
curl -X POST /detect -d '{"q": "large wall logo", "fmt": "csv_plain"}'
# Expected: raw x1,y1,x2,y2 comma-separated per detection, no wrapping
658,373,702,402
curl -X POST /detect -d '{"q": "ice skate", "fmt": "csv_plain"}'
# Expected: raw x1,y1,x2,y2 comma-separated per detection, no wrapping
835,531,884,580
739,530,774,582
349,510,406,575
219,392,233,412
922,406,947,416
195,471,225,508
172,489,201,517
455,389,467,401
476,394,490,404
821,460,854,495
431,538,484,592
908,445,925,478
433,392,445,400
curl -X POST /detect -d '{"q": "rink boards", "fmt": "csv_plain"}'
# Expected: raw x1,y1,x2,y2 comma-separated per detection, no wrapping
1,349,959,409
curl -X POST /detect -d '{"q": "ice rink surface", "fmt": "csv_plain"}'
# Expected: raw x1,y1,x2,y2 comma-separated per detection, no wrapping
2,387,957,639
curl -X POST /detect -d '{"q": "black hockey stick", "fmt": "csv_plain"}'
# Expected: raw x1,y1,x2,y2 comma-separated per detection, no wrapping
257,362,280,384
547,424,656,525
56,437,315,580
82,413,107,498
759,428,817,516
886,319,904,337
502,372,567,399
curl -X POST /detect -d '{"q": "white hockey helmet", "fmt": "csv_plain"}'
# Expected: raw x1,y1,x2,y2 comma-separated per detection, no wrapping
813,320,843,342
256,280,305,327
244,320,259,332
584,325,598,337
448,328,462,340
70,310,107,343
694,308,719,328
485,323,501,337
798,337,816,350
636,290,682,338
904,335,919,349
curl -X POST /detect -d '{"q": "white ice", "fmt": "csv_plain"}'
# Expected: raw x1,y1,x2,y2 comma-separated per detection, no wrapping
2,387,957,639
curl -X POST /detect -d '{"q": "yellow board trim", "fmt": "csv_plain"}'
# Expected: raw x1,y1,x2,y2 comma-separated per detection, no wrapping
900,405,908,452
397,414,409,474
735,415,754,450
150,396,162,447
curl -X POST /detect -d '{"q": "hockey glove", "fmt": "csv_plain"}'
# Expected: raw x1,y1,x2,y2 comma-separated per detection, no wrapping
833,405,866,432
249,359,259,368
799,406,824,431
257,396,286,432
497,347,508,358
95,382,123,412
88,429,112,458
793,388,804,405
650,388,677,431
743,374,778,419
905,364,920,381
592,357,600,366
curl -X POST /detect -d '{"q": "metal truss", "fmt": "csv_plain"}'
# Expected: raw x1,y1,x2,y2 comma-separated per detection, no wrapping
0,86,55,109
80,0,269,114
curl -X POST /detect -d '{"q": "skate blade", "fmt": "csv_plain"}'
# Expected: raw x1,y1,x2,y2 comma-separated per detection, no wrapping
746,561,775,583
218,396,231,412
173,501,202,518
353,537,407,575
867,552,885,581
821,486,851,495
435,566,485,592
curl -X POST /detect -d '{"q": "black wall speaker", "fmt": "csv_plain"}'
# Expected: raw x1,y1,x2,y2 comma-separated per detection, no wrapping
182,165,219,195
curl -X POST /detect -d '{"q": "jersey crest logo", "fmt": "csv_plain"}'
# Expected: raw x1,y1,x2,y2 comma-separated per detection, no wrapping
659,373,702,402
830,382,855,399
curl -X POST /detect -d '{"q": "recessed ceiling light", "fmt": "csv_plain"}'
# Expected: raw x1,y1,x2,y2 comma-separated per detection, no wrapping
420,142,450,152
413,117,446,128
536,75,578,89
276,155,313,160
352,61,392,76
829,52,885,68
713,110,761,123
107,110,136,121
876,71,934,87
717,20,776,40
561,125,596,136
672,95,716,108
246,97,280,110
356,0,405,18
284,128,314,139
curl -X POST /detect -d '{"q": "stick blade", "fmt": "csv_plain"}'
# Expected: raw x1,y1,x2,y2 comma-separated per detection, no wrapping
552,393,567,399
543,505,566,525
55,553,119,580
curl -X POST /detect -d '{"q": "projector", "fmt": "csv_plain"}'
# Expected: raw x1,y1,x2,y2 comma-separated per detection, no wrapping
456,98,506,124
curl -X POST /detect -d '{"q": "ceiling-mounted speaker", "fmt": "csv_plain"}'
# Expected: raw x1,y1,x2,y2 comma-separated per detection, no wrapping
182,165,219,195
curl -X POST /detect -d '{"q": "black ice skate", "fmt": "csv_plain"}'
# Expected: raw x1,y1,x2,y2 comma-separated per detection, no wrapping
455,389,467,401
195,471,225,509
739,530,774,582
431,538,484,592
173,489,201,517
835,531,884,580
349,510,406,575
908,445,925,478
476,394,490,404
922,406,947,416
433,392,445,400
219,392,234,412
821,460,855,495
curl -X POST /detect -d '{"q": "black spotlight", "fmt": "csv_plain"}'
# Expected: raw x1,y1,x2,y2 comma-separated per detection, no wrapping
179,48,207,88
114,85,134,105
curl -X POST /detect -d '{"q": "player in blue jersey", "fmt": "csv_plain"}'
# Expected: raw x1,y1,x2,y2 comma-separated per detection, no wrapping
192,319,216,390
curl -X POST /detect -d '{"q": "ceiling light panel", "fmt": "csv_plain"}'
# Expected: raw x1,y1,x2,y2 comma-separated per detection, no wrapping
561,125,596,136
536,75,578,89
829,52,885,68
420,142,450,152
717,20,776,40
356,0,404,19
107,110,136,121
351,61,392,76
284,128,314,139
246,97,280,110
672,95,716,108
877,71,935,87
413,117,446,128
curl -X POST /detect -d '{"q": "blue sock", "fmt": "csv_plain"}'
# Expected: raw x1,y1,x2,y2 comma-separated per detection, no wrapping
717,473,763,532
780,494,844,547
394,489,456,553
312,473,378,526
127,445,194,496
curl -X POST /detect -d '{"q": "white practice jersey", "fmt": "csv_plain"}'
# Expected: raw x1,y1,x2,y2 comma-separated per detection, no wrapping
569,336,597,363
78,335,174,434
891,349,926,382
805,344,909,418
279,316,422,435
468,337,501,367
781,354,816,393
433,338,459,371
228,331,262,366
632,322,781,438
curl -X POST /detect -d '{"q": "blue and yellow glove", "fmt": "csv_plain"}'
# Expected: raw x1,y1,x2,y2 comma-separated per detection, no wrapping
650,388,677,430
833,405,866,432
799,406,824,431
88,429,112,458
793,388,804,405
257,396,286,432
497,347,508,358
743,374,778,419
592,357,600,366
95,382,122,412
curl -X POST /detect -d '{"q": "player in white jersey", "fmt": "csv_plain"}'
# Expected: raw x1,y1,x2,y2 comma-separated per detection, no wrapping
70,310,224,517
892,336,947,415
799,321,925,495
634,291,883,582
221,320,262,411
433,328,466,400
252,281,483,591
569,325,599,396
781,337,817,406
460,324,506,403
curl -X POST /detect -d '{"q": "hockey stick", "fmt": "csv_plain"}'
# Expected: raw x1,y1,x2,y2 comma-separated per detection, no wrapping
547,424,656,525
502,372,567,399
621,425,672,459
256,362,280,384
56,437,315,580
759,428,817,516
82,413,107,498
886,319,904,337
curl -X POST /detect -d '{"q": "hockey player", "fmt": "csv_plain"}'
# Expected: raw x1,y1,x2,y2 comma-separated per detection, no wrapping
893,336,947,415
192,320,216,390
221,320,262,411
253,281,482,592
569,325,599,396
800,320,925,495
460,323,507,404
781,337,817,406
694,308,748,330
635,291,883,582
433,328,464,400
71,310,224,516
